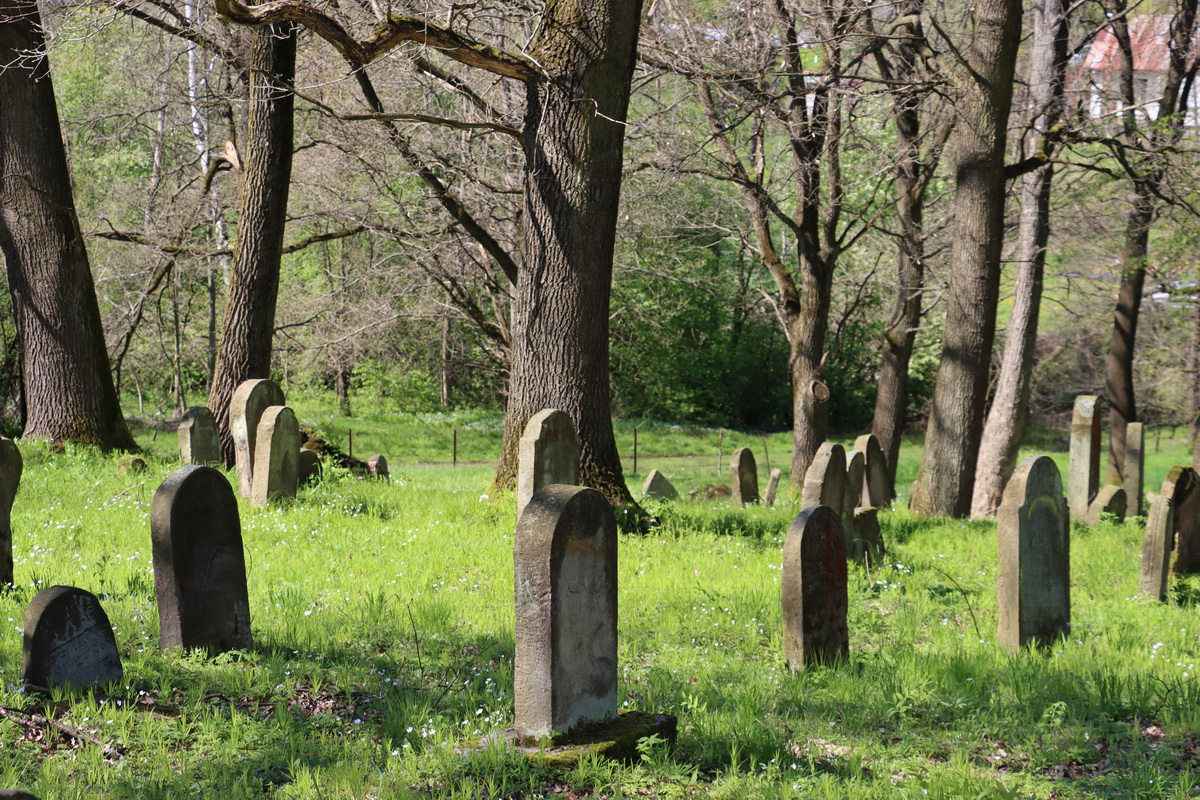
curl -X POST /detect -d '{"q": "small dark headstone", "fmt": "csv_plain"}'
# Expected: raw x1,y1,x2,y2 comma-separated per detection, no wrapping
1162,466,1200,574
730,447,759,504
151,466,252,653
298,449,321,485
781,505,848,670
23,586,122,688
367,454,390,480
1083,484,1127,525
0,791,41,799
853,507,884,565
514,485,617,740
641,469,678,500
116,454,147,476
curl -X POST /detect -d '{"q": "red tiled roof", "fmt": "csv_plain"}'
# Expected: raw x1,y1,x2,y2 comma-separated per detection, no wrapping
1082,15,1196,73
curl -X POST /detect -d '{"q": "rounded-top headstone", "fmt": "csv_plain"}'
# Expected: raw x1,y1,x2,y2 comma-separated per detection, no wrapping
230,379,285,497
802,442,847,514
517,409,580,516
853,433,890,507
781,505,848,671
151,466,252,653
1162,466,1200,573
730,447,759,504
23,586,122,689
298,448,322,485
251,406,300,507
178,406,220,466
368,454,390,480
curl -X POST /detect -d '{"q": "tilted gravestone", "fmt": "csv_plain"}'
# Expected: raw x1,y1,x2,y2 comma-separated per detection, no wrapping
298,449,321,485
367,454,390,480
178,406,220,466
517,410,580,518
1139,494,1175,602
514,485,617,740
1125,422,1145,518
151,466,252,653
0,437,22,586
250,406,300,507
1162,466,1200,574
853,433,890,507
781,505,848,671
641,469,678,500
764,468,782,508
802,443,848,553
1067,395,1101,520
23,586,122,688
1083,484,1127,525
730,447,760,504
230,378,285,498
997,455,1070,651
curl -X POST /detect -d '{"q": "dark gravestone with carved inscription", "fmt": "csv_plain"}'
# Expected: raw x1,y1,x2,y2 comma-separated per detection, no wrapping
151,466,252,653
23,586,122,688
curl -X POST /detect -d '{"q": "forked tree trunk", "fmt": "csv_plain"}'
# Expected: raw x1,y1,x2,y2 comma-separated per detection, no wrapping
909,0,1021,518
971,0,1069,518
207,23,296,464
491,0,643,507
0,0,137,451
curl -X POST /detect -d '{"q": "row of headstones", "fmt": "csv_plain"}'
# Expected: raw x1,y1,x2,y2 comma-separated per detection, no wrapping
1067,394,1142,524
178,379,389,507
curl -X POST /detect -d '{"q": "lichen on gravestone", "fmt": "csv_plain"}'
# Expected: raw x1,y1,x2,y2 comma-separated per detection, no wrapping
23,586,122,689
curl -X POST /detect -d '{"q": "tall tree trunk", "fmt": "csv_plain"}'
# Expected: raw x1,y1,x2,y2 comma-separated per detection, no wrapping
971,0,1069,518
491,0,644,507
909,0,1021,518
0,0,137,451
871,1,928,500
207,23,296,464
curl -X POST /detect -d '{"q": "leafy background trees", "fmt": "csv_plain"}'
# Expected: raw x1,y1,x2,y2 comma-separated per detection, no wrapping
5,0,1200,515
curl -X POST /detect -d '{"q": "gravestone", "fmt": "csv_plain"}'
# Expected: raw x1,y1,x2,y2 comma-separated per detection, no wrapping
1083,484,1127,525
853,507,884,564
641,469,678,500
1067,395,1101,519
730,447,760,504
997,455,1070,651
843,450,865,556
298,449,321,485
0,792,40,800
781,505,848,671
764,468,782,508
23,586,122,688
514,485,617,740
367,454,390,480
116,454,147,476
0,437,21,586
177,406,220,466
853,433,890,507
517,410,580,517
1161,466,1200,574
250,406,300,507
230,378,285,498
802,443,847,512
1125,422,1145,517
151,466,252,653
1138,494,1175,602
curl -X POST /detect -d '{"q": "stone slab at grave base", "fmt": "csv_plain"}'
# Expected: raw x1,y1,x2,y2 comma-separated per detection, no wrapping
457,711,678,767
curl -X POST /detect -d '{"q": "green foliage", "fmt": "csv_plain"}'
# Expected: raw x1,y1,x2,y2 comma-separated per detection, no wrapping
351,359,440,413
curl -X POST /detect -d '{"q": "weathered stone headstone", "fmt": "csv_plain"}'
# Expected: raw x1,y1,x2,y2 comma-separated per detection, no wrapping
0,791,40,800
641,469,678,500
178,406,220,466
116,454,147,476
1138,494,1175,602
151,466,252,653
1067,395,1101,519
1125,422,1145,518
730,447,759,504
517,410,580,517
367,454,390,480
853,433,890,507
843,450,865,556
802,443,847,513
298,449,321,485
764,468,782,508
230,378,285,498
23,586,122,688
781,505,848,671
997,455,1070,651
853,507,884,564
0,437,21,586
250,406,300,507
1083,484,1127,525
514,485,617,740
1162,466,1200,574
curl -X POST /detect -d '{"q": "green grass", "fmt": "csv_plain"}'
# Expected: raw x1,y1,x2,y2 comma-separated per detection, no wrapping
4,412,1199,798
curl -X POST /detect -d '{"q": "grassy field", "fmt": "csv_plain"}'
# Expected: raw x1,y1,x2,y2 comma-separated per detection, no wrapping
1,411,1199,798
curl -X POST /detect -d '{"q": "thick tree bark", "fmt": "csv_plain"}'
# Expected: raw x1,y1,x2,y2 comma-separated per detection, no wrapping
870,1,928,500
909,0,1021,518
971,0,1069,518
207,23,296,464
0,0,137,450
491,0,643,506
